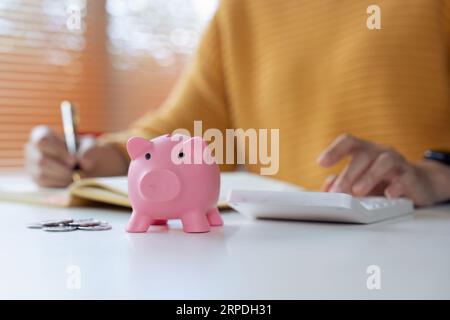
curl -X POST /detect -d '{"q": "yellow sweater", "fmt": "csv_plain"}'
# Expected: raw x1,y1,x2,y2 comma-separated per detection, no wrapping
103,0,450,190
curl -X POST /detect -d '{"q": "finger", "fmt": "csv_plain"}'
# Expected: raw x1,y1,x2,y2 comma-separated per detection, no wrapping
30,126,75,166
25,142,74,173
28,160,73,188
321,174,337,192
31,172,72,188
28,153,74,181
77,136,97,171
24,142,72,188
385,178,406,199
329,152,373,193
41,156,74,181
317,134,366,167
29,125,54,144
25,142,72,178
352,151,402,196
385,168,422,201
39,138,74,166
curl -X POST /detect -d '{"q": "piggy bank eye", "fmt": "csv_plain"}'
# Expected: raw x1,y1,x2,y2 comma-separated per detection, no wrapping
145,153,151,160
178,152,184,158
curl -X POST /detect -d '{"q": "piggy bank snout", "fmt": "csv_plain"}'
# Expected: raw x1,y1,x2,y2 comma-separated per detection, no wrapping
138,169,181,202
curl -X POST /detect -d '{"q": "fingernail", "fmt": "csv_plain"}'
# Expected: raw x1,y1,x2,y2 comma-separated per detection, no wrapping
317,154,329,166
329,185,341,193
317,154,325,164
353,181,366,194
385,188,398,199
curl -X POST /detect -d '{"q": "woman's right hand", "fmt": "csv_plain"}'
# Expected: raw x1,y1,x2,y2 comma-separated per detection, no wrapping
25,126,77,187
25,125,129,188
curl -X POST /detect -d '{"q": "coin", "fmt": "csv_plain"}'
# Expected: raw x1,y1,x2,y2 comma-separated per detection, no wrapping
27,218,111,232
68,218,101,227
26,223,43,229
42,225,77,232
40,218,74,227
78,223,112,231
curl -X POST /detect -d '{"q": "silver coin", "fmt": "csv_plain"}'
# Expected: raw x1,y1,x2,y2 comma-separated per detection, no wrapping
42,225,77,232
40,218,74,227
68,218,101,227
27,223,43,229
78,223,112,231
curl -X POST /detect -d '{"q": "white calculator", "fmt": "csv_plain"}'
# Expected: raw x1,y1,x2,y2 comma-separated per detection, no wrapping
227,189,414,224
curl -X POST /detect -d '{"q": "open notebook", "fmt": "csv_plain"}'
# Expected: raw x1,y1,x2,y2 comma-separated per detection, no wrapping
0,172,303,210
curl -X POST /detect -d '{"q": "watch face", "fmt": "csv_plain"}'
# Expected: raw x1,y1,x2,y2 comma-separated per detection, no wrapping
425,150,450,165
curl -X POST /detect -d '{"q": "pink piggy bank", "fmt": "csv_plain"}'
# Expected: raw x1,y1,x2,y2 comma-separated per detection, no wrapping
125,134,223,233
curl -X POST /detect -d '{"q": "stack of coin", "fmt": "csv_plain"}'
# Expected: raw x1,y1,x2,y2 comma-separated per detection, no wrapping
27,218,112,232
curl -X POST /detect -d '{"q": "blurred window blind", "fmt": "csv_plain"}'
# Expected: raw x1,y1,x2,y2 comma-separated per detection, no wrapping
104,0,217,131
0,0,107,168
0,0,217,169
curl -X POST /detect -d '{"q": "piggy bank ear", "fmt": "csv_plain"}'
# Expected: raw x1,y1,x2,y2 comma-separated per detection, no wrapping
126,137,153,160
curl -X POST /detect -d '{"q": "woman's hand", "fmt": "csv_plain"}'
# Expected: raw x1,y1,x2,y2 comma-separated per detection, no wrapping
317,134,450,206
25,125,129,188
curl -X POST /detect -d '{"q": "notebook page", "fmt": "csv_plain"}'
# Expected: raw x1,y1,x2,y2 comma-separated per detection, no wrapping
0,172,71,206
82,176,128,196
87,172,303,203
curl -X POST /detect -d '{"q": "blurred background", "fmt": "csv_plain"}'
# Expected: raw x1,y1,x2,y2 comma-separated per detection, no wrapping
0,0,218,169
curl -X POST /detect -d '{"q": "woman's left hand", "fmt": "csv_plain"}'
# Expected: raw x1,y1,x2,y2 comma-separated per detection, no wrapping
317,134,450,207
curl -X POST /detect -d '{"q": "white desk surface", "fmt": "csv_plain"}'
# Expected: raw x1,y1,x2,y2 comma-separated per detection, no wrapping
0,177,450,299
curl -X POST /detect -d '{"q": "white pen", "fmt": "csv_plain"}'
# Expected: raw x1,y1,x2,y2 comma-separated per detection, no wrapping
60,100,81,181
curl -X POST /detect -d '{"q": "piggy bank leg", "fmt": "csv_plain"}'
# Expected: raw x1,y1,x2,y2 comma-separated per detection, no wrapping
181,211,210,233
126,211,153,233
206,207,223,226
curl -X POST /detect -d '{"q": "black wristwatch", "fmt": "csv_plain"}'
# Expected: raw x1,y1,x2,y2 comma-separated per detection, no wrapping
424,150,450,166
